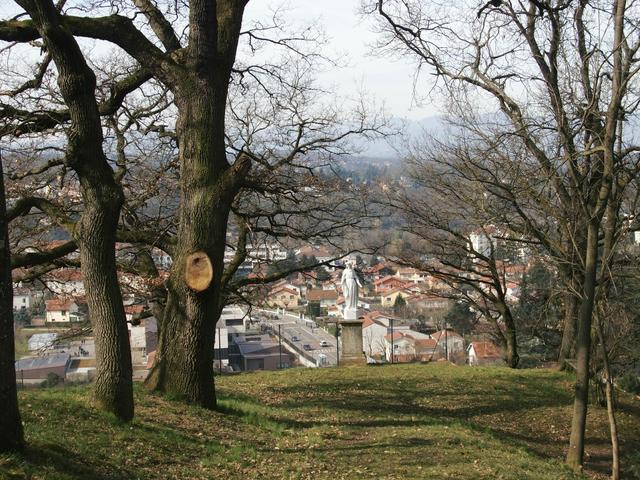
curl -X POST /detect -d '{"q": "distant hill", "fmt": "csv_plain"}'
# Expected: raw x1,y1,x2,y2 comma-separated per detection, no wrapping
354,115,446,159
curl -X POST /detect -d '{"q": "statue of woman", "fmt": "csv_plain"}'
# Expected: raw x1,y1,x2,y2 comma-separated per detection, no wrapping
341,260,363,310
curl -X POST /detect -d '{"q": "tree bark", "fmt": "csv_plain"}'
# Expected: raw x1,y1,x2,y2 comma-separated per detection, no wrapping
496,301,519,368
559,289,578,365
0,154,24,452
77,189,133,420
145,95,250,405
145,1,249,405
566,220,599,471
18,0,133,420
595,310,620,480
559,233,584,366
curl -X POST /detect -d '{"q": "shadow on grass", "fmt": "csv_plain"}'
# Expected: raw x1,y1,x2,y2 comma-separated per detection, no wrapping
217,367,584,468
22,443,133,480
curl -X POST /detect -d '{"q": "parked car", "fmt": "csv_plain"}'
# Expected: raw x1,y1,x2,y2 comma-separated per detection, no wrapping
319,340,329,347
303,344,312,351
291,335,299,342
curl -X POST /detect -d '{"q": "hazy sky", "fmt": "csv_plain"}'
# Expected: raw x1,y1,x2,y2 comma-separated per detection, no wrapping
243,0,438,120
0,0,438,120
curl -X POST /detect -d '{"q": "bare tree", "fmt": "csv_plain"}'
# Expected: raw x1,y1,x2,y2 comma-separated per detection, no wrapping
0,1,143,420
368,0,640,471
385,150,521,367
0,0,339,409
0,153,23,451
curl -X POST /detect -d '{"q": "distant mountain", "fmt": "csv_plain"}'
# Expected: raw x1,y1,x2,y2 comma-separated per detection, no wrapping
354,115,446,159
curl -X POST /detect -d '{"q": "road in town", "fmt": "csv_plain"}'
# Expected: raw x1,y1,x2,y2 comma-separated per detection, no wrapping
251,309,338,367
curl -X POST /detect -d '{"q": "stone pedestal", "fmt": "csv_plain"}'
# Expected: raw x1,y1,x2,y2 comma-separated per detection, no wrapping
339,308,365,366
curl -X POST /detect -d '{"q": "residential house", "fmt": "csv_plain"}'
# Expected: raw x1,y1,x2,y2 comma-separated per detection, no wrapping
430,329,465,361
406,294,451,311
327,305,340,317
271,279,302,296
467,341,503,366
374,275,410,294
362,315,388,359
380,288,412,308
129,317,157,366
124,304,145,323
414,338,438,362
295,244,334,263
469,225,501,257
44,268,85,295
45,298,84,323
267,286,300,309
385,331,414,363
395,267,429,284
306,289,339,308
383,329,434,363
220,305,247,334
363,263,395,282
13,288,31,311
151,247,173,269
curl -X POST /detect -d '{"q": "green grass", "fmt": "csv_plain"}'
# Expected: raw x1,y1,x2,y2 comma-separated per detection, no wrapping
1,364,639,480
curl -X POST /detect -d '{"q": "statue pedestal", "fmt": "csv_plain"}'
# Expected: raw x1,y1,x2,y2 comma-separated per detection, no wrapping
339,308,365,366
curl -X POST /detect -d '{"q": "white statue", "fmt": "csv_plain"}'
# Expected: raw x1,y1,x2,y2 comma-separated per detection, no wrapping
341,260,363,311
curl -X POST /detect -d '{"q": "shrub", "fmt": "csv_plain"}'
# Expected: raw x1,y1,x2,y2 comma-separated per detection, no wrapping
617,372,640,394
40,372,61,388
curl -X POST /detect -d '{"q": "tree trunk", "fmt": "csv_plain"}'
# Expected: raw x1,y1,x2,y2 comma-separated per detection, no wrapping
0,154,24,451
559,240,584,367
19,0,134,421
566,220,599,471
144,1,248,407
145,81,250,407
496,301,519,368
77,189,133,420
559,290,578,365
595,309,620,479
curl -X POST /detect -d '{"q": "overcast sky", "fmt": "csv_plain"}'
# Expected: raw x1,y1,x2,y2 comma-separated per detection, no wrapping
0,0,439,121
243,0,439,121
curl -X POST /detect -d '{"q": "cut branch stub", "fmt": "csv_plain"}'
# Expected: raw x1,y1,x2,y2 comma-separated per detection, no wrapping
184,251,213,292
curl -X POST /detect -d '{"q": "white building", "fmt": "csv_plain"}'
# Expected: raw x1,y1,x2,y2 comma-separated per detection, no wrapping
469,227,499,257
151,247,173,269
28,333,58,351
224,243,288,267
220,305,246,335
13,288,31,311
44,269,85,296
214,322,229,369
362,317,388,359
129,317,158,366
45,298,83,323
430,329,465,359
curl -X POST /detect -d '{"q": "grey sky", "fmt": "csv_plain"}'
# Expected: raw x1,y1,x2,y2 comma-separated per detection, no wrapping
243,0,438,120
0,0,438,120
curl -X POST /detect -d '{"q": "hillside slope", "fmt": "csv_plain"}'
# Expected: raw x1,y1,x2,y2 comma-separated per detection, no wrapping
1,364,638,480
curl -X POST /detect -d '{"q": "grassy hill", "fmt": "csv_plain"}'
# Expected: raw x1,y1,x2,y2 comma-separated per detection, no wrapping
1,364,639,480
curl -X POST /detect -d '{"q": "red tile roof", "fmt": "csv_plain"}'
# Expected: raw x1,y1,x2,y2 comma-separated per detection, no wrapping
415,338,437,348
470,341,502,359
269,287,299,296
306,289,338,301
45,298,76,311
385,331,406,341
124,304,145,315
431,329,463,341
46,268,83,282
